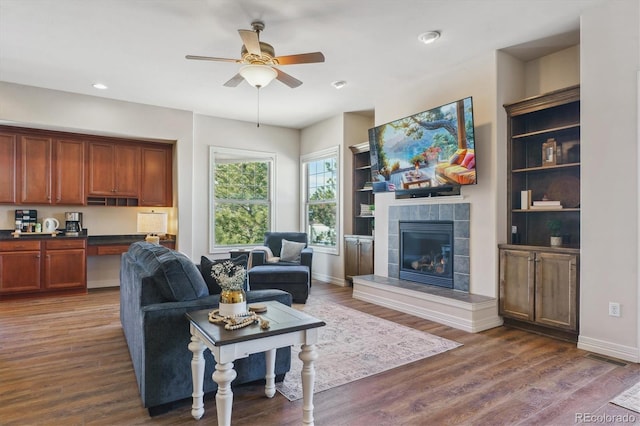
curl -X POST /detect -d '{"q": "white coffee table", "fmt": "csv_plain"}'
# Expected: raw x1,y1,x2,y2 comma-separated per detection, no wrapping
186,301,325,426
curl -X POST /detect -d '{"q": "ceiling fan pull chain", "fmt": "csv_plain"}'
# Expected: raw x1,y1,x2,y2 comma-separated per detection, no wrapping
256,86,260,128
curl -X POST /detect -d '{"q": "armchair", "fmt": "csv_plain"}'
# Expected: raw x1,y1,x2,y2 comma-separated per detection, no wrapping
251,232,313,276
249,232,313,303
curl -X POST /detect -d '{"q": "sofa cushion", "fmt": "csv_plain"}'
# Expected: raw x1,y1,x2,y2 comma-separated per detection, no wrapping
151,250,209,302
200,254,248,295
280,239,306,262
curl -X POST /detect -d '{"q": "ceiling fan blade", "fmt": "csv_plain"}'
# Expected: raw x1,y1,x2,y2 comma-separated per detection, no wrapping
275,68,302,88
223,73,245,87
185,55,239,63
238,29,261,56
274,52,325,65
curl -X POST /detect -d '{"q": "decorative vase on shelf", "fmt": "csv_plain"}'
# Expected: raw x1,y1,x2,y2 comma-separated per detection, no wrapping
550,236,562,247
219,289,247,317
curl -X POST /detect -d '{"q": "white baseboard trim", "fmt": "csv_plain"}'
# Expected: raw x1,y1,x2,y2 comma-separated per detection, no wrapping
313,272,348,287
578,335,639,363
352,275,503,333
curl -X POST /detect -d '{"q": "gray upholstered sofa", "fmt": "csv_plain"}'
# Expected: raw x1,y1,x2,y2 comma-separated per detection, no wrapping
120,242,292,415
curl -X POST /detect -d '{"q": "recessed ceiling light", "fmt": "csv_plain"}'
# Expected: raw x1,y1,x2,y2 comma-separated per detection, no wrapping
332,80,347,89
418,31,441,45
92,83,108,90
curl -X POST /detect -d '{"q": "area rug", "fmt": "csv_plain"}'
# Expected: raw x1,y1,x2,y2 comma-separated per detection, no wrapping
275,297,462,401
611,382,640,413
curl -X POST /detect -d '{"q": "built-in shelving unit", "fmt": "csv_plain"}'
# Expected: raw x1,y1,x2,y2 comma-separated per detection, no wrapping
505,85,581,247
499,85,581,341
349,142,374,236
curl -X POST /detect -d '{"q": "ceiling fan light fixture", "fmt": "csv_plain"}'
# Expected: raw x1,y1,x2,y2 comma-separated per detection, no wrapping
240,64,277,88
418,31,441,45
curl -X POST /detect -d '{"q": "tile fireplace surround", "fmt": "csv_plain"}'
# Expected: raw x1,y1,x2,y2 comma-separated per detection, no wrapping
352,202,502,333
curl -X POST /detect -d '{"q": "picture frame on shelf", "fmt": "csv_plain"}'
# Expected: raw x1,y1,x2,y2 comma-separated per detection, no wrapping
542,138,557,167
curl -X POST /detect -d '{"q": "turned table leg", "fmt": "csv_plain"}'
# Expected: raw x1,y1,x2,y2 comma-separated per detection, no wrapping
212,361,237,426
299,343,318,426
265,348,276,398
188,335,206,420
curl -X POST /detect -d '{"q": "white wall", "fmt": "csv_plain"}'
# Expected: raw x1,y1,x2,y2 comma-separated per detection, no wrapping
192,114,301,258
300,114,344,284
370,54,499,298
525,45,580,97
578,0,639,362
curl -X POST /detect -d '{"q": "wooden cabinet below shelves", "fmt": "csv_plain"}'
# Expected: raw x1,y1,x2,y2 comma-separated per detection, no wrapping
499,245,579,340
345,235,374,283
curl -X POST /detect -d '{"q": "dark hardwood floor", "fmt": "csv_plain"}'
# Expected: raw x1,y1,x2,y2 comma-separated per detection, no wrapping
0,281,638,425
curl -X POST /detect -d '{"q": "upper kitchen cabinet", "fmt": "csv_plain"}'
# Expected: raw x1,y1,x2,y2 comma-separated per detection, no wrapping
18,135,85,205
0,125,174,207
140,145,173,207
0,133,17,203
54,139,85,205
88,142,140,198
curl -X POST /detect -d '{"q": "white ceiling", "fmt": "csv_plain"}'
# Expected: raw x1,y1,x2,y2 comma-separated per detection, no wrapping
0,0,606,129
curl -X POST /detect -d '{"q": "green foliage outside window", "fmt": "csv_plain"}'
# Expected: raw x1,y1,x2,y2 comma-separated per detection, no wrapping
214,161,270,246
307,157,337,246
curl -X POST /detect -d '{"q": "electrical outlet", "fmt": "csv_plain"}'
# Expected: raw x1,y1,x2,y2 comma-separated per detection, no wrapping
609,302,621,317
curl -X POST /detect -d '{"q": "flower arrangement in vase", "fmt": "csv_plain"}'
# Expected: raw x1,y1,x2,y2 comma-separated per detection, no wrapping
211,260,247,316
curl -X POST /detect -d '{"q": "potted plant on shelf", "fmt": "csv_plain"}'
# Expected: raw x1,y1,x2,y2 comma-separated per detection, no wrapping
547,219,563,247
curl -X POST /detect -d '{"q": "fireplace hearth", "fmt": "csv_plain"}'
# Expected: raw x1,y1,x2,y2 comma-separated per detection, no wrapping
400,221,453,288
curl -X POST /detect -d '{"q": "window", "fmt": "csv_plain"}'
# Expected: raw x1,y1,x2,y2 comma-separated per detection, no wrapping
210,147,274,251
301,147,339,253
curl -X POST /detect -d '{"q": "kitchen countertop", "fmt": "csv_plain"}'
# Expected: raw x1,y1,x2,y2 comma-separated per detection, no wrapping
0,229,88,240
0,230,175,245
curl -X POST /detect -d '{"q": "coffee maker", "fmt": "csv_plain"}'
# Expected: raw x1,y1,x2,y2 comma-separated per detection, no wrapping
65,212,83,236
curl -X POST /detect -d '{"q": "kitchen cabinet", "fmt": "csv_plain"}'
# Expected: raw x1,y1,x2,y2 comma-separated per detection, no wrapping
344,235,374,283
0,133,17,203
140,145,173,206
0,238,87,299
17,135,85,205
0,125,174,207
44,239,86,290
88,142,140,197
19,135,52,204
54,139,85,204
0,240,42,294
499,245,579,340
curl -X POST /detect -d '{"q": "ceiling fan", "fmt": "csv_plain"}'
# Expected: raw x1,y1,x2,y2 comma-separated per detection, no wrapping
186,20,325,89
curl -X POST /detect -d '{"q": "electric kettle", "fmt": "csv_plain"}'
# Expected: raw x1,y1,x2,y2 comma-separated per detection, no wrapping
43,217,60,233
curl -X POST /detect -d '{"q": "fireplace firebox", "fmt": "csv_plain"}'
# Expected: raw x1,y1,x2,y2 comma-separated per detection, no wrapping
399,221,454,288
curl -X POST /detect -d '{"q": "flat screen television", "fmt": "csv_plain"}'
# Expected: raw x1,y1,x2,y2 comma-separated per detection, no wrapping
368,96,476,198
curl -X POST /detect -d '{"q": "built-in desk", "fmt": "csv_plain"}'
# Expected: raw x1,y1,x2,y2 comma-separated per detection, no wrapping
87,234,175,256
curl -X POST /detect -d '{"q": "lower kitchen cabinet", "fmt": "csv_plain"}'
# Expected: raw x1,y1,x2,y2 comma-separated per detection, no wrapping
499,245,579,340
345,235,374,283
44,239,87,290
0,238,87,299
0,240,41,293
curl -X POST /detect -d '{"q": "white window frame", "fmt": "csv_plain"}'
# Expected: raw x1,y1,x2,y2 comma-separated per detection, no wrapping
209,146,276,253
300,146,340,255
